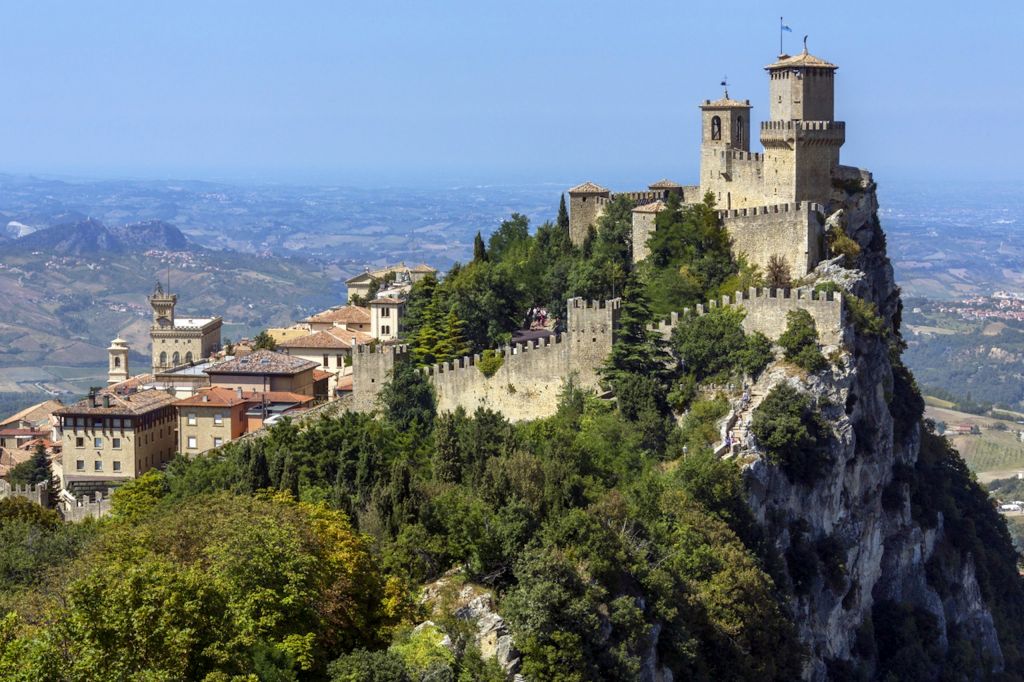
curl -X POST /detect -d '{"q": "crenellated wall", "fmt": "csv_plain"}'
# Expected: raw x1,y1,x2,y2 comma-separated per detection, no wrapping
61,491,112,522
648,286,844,347
721,201,824,277
0,479,49,507
351,299,619,422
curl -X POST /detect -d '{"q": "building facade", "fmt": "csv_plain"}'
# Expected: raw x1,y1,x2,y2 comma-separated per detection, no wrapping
149,282,223,373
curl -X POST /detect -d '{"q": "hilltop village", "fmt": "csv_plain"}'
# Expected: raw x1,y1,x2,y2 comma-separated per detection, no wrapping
6,45,1024,682
0,46,855,517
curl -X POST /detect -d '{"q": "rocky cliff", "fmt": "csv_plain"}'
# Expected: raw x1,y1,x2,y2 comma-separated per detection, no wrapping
742,168,1023,680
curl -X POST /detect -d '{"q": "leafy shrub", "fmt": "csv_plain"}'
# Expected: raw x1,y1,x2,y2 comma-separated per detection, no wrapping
677,394,729,453
329,648,410,681
778,309,827,372
827,226,861,266
765,254,792,289
477,349,504,377
751,384,831,484
671,307,774,383
844,294,886,338
813,281,841,296
737,331,774,377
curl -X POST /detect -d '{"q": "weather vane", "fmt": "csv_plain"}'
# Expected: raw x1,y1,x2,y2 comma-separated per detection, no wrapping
720,75,729,99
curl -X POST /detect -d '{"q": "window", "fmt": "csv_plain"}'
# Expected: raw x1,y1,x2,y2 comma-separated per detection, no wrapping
93,418,103,428
213,437,223,448
75,459,84,470
335,354,343,368
112,437,121,449
75,437,84,448
381,308,391,317
113,418,121,428
323,354,329,367
114,356,121,368
187,412,197,426
711,115,721,141
159,351,167,366
172,351,180,365
185,351,193,363
187,436,197,449
113,461,121,472
213,413,223,426
382,325,390,335
94,460,103,471
736,116,743,146
93,437,103,448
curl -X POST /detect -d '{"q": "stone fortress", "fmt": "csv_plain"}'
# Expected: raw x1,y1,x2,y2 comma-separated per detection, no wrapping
569,42,845,278
351,44,856,421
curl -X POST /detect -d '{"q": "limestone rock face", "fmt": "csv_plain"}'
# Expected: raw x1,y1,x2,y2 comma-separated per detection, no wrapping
739,170,1004,680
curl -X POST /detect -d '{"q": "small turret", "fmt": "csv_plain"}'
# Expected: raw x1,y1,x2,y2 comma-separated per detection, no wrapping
148,281,177,328
107,337,130,385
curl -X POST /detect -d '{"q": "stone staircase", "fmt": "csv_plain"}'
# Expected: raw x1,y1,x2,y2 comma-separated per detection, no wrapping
715,379,770,458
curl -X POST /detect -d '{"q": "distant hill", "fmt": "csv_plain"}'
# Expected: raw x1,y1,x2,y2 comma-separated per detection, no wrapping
10,218,190,256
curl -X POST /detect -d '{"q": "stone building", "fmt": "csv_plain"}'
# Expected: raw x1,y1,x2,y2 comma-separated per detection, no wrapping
53,387,178,494
148,283,223,373
568,45,846,278
204,349,324,397
107,337,130,385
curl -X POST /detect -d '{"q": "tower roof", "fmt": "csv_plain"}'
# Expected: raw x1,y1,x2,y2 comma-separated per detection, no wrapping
766,48,837,71
648,179,683,189
568,181,609,195
700,97,752,110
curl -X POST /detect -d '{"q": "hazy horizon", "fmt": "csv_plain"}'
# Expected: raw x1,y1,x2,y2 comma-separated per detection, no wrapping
2,1,1022,186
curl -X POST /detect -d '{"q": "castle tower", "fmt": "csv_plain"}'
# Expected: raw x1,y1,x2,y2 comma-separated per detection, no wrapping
148,281,177,328
760,45,845,204
107,338,129,385
567,182,610,247
698,90,753,208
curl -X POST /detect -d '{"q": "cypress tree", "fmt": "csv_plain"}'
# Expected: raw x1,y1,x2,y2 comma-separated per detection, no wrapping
434,308,470,363
557,193,570,231
473,231,488,262
600,274,672,389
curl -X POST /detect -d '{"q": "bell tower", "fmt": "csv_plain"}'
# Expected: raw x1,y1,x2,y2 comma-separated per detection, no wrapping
698,85,753,209
148,281,176,328
107,337,130,385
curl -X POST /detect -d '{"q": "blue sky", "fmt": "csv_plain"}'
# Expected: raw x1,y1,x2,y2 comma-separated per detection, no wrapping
1,1,1021,187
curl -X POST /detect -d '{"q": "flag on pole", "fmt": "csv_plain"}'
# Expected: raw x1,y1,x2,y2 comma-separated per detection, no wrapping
781,23,792,32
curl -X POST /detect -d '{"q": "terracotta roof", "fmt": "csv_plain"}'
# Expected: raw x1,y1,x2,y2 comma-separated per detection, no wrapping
258,391,315,405
206,350,318,376
279,330,355,350
568,181,609,195
304,305,371,325
648,179,682,189
345,271,375,285
0,399,64,428
410,263,437,273
19,438,57,450
0,428,48,437
55,388,178,416
336,375,353,391
701,97,752,109
313,369,333,382
108,373,157,393
633,200,668,214
766,50,837,70
174,386,255,408
370,297,404,305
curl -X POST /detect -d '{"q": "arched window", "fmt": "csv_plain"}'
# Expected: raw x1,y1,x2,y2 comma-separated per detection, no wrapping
159,351,167,366
185,351,193,364
711,116,721,141
736,116,743,146
172,351,180,366
113,356,121,368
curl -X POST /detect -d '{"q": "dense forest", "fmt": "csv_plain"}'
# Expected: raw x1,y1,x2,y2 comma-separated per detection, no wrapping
2,194,1023,681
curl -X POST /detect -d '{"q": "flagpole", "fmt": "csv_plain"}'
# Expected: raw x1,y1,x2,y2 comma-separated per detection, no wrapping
779,17,783,55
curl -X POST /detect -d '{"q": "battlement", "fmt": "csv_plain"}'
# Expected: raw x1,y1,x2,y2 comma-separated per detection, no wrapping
354,342,410,357
718,201,824,221
61,491,112,522
420,333,566,378
610,190,668,205
648,286,844,346
0,479,49,507
721,150,764,162
760,120,845,132
569,297,621,310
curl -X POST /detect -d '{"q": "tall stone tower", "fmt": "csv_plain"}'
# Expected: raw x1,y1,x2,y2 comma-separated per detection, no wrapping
107,338,130,385
698,90,753,209
567,182,610,247
149,282,177,328
761,45,845,204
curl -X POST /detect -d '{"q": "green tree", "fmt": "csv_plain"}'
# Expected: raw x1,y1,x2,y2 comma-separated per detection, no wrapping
473,231,488,263
380,361,436,435
751,384,830,484
557,193,570,232
778,309,826,372
600,275,672,389
252,330,278,351
434,308,471,363
764,254,792,289
7,444,50,486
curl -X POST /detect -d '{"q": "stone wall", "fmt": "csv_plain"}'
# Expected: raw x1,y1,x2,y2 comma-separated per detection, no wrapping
351,299,619,422
61,491,112,522
649,286,844,347
721,201,824,277
0,479,48,507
